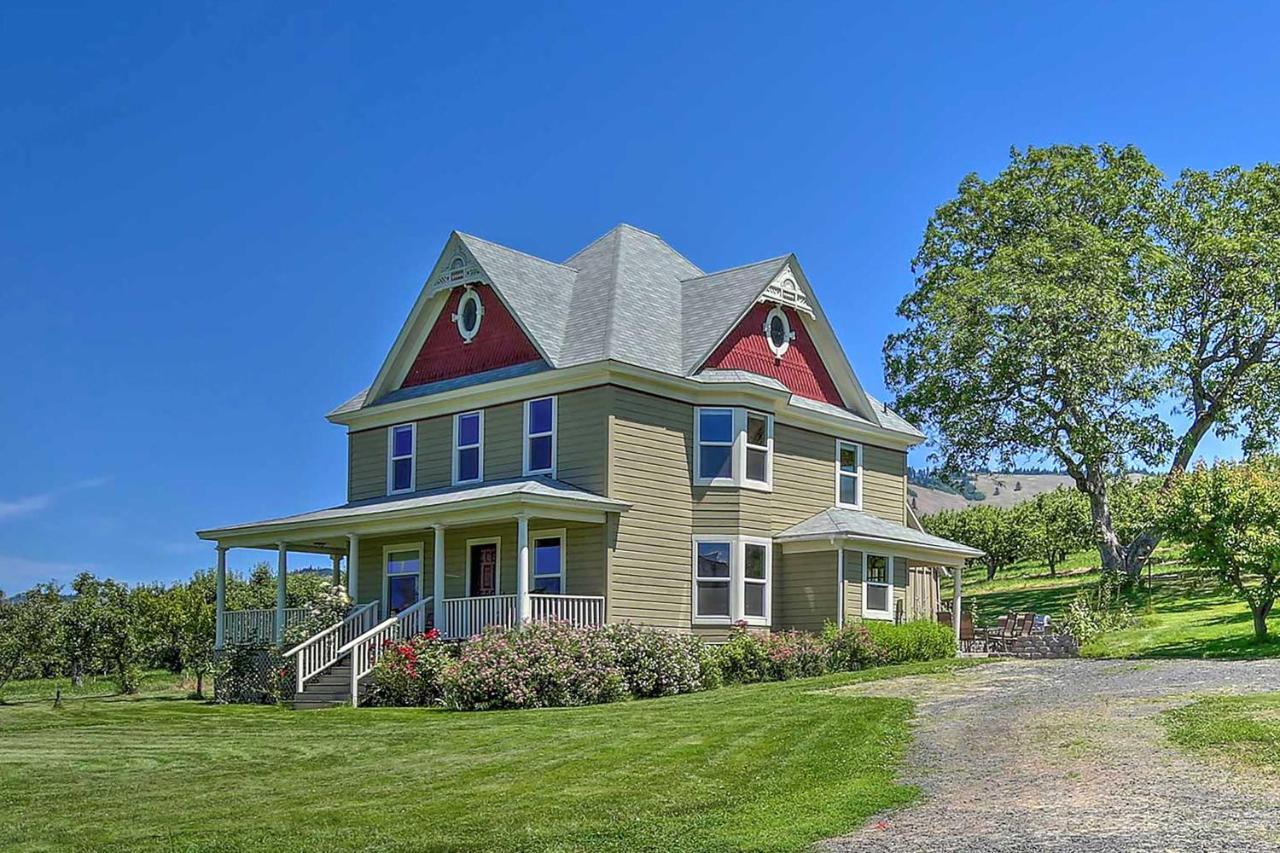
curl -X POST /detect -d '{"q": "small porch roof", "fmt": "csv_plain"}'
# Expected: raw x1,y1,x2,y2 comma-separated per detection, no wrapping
197,476,629,549
775,506,983,565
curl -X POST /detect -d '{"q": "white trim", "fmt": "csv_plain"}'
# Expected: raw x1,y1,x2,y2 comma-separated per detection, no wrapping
694,407,774,491
763,306,794,357
861,552,893,621
386,422,417,495
465,536,502,597
690,534,773,627
381,543,423,614
452,285,484,343
836,547,846,627
530,527,567,595
835,439,863,510
522,395,558,477
452,410,484,485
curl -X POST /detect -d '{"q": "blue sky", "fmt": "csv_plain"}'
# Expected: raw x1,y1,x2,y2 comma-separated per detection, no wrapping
3,2,1278,589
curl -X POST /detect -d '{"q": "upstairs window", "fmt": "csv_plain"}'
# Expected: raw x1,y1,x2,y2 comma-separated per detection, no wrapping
387,423,416,495
692,536,772,626
694,407,773,490
836,440,862,509
862,553,893,620
523,396,557,476
453,411,483,484
454,286,484,342
763,306,793,357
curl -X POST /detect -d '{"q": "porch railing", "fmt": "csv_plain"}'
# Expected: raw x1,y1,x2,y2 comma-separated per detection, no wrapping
222,607,309,646
440,594,518,640
282,601,380,692
338,597,432,707
530,594,606,629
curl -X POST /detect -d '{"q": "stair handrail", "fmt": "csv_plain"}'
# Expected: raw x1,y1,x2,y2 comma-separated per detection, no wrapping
283,601,380,692
337,596,432,707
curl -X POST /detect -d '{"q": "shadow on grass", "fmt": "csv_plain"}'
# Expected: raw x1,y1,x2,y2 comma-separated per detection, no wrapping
1120,633,1280,660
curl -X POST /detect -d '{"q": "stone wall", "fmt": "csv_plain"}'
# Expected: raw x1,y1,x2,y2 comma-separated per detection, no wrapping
992,633,1080,659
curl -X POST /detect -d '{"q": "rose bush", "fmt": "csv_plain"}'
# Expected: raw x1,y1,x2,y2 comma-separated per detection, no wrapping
365,629,454,707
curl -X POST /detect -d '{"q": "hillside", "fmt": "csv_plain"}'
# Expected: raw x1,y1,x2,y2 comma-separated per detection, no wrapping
908,472,1076,516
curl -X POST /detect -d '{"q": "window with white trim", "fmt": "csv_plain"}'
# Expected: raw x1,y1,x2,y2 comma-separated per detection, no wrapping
863,553,893,620
387,423,415,495
836,440,862,509
694,407,773,490
763,306,793,357
523,396,557,476
384,546,422,614
692,535,772,625
454,286,484,342
532,532,565,595
453,411,483,484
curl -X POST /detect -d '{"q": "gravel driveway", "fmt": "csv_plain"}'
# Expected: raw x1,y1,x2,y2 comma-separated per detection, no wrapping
823,658,1280,853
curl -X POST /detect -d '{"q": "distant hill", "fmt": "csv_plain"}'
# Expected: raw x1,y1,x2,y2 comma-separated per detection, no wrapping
908,472,1077,516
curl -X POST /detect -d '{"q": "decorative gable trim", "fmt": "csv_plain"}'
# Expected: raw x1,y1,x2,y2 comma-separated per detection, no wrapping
757,264,814,317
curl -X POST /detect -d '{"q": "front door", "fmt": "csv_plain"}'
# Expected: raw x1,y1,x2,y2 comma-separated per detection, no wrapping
469,542,499,597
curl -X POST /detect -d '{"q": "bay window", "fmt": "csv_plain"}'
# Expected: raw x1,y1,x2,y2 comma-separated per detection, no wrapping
387,423,416,495
453,411,483,485
523,396,557,476
694,407,773,490
692,535,772,625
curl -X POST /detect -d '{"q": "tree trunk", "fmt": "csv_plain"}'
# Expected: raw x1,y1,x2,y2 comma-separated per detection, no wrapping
986,562,997,582
1252,600,1273,642
1048,557,1057,578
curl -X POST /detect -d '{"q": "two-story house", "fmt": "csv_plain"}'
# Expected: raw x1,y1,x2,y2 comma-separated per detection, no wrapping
198,224,980,705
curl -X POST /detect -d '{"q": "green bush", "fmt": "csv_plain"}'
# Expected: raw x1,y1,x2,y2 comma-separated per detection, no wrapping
863,620,956,664
715,625,831,684
821,623,883,671
365,630,456,707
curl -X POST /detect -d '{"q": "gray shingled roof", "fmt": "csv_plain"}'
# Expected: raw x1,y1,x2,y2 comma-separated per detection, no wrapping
776,507,984,558
198,477,628,538
337,224,924,442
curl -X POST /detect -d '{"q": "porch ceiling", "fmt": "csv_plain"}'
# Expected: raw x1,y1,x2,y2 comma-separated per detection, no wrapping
197,476,628,549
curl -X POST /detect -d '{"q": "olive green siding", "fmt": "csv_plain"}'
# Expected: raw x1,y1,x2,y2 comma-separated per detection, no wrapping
838,551,913,625
862,444,907,524
348,430,387,501
775,548,837,632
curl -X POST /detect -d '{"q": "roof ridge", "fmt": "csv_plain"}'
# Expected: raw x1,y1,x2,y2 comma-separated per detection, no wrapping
456,231,573,270
681,254,790,283
597,225,627,360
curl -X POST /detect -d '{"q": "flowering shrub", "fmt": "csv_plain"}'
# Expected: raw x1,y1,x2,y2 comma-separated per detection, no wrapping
822,623,884,671
365,629,454,707
283,584,352,648
714,623,773,684
759,630,829,680
599,622,719,697
445,620,627,711
863,620,955,664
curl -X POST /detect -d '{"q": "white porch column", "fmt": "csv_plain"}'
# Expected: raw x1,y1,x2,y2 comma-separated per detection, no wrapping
347,533,360,603
952,565,963,649
432,524,445,633
276,542,288,646
214,545,227,651
331,553,342,588
516,514,531,624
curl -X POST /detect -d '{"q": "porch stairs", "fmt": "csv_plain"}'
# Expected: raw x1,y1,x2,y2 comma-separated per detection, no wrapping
291,659,357,709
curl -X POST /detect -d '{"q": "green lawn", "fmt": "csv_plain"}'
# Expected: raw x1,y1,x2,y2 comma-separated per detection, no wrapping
1163,693,1280,773
0,669,188,704
0,659,979,852
948,549,1280,660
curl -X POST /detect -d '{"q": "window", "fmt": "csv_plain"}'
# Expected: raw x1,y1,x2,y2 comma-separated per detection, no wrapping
863,553,893,620
836,440,862,509
523,396,557,476
383,547,422,614
763,306,793,357
453,411,483,484
694,408,773,490
454,286,484,342
532,531,565,594
387,423,415,494
692,535,772,625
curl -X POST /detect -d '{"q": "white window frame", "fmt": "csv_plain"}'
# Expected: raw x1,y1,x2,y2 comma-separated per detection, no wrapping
382,543,423,614
522,396,558,477
386,423,416,495
453,286,484,343
452,410,484,485
693,407,773,492
862,552,894,621
690,534,772,627
763,305,794,357
530,528,567,596
836,440,863,510
465,536,502,597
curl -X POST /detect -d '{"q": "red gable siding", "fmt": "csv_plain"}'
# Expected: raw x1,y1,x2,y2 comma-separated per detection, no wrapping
401,282,544,388
701,303,845,406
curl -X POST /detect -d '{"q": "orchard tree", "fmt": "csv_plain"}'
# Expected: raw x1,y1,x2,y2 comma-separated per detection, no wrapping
1023,488,1091,577
1164,458,1280,641
925,504,1024,581
887,145,1280,577
0,584,63,691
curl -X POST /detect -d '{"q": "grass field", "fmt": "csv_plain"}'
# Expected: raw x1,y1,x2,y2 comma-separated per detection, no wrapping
0,659,978,852
947,548,1280,660
1163,693,1280,774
